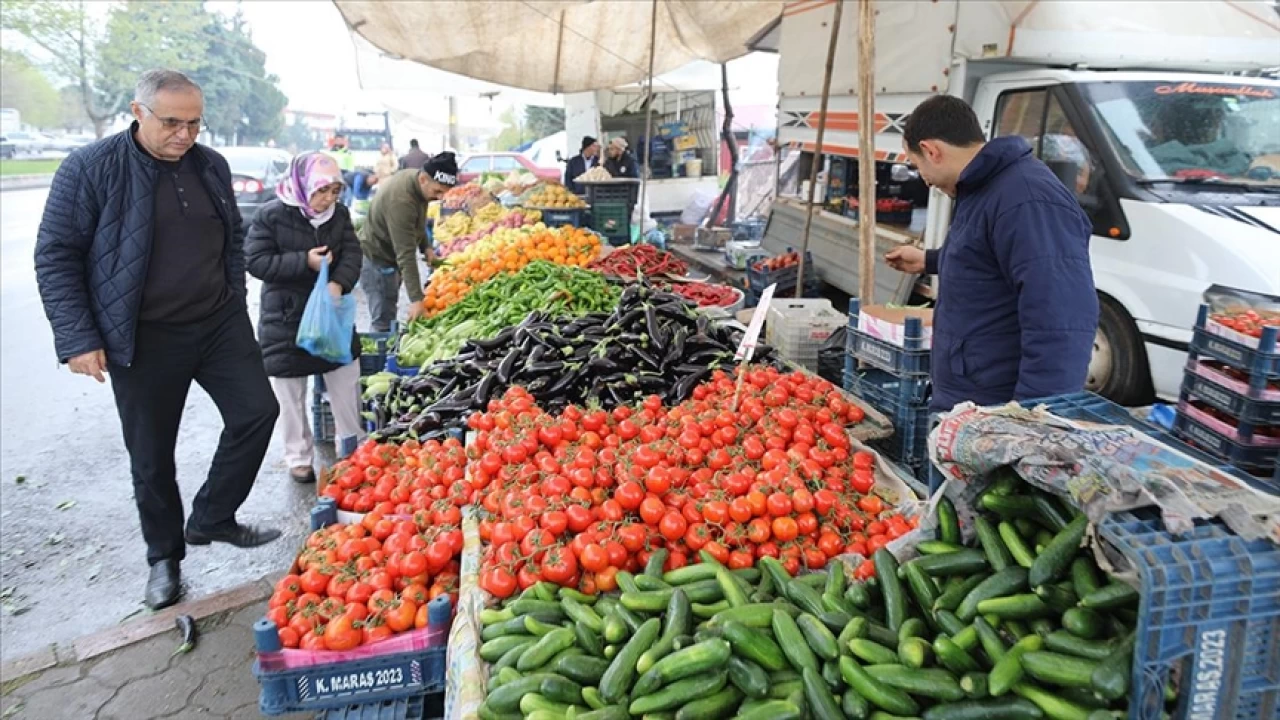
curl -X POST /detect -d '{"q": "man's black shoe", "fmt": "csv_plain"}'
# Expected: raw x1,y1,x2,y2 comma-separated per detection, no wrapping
145,559,181,610
185,523,282,548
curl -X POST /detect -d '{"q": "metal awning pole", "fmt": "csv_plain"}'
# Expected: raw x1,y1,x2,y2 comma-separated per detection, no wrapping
857,0,877,303
794,0,843,299
639,0,659,239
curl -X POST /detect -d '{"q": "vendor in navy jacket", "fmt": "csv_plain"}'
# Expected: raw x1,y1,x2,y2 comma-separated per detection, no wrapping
884,95,1099,412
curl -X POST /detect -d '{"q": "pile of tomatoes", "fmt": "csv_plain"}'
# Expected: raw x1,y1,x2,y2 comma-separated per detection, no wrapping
1210,308,1280,341
266,513,464,652
468,365,915,600
319,436,473,514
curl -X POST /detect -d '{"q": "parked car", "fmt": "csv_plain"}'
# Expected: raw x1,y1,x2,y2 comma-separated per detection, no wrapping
3,131,47,155
48,134,94,153
0,136,15,159
218,146,293,221
457,152,561,184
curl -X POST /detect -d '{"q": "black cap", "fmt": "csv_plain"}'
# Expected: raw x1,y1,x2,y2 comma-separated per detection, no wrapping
422,151,458,186
581,136,598,151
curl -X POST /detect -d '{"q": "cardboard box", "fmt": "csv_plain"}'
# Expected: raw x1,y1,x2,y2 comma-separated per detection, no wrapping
857,305,934,349
672,134,699,151
671,223,697,245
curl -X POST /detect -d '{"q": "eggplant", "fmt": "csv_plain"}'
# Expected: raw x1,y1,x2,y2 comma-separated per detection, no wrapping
470,327,516,353
526,360,567,375
545,366,582,398
633,346,662,370
587,355,621,374
671,366,714,401
663,328,688,369
495,349,521,384
473,372,499,409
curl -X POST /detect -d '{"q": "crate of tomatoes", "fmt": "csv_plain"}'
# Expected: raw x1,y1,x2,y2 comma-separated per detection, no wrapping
847,197,914,225
1192,286,1280,381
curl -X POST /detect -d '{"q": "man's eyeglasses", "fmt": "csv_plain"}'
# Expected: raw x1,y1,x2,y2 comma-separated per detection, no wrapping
139,103,205,134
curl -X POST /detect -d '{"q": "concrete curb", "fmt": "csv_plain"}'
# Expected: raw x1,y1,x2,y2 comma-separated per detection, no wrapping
0,573,273,683
0,175,54,192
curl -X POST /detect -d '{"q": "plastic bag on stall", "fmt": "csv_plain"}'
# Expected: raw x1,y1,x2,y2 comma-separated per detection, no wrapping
817,325,847,386
680,187,719,225
296,257,356,365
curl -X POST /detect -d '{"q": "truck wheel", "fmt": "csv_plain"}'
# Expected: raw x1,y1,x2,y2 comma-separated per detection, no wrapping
1086,297,1153,406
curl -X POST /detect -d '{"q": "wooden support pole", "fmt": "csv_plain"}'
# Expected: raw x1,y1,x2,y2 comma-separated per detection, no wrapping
857,0,876,303
794,0,843,299
639,0,659,237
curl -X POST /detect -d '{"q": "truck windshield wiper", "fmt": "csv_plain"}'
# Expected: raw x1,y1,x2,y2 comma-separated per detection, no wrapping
1137,177,1279,193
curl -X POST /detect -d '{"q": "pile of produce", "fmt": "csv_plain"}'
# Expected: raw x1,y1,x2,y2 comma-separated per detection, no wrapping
476,470,1147,720
422,226,602,315
470,365,892,600
442,183,489,210
436,209,543,259
367,286,780,441
662,282,742,309
848,197,913,214
525,183,588,209
394,262,620,369
589,244,689,278
318,436,471,514
575,166,614,183
1209,308,1279,340
434,203,509,244
751,251,804,274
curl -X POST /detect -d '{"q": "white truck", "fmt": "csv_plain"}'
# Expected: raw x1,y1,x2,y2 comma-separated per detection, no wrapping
754,0,1280,404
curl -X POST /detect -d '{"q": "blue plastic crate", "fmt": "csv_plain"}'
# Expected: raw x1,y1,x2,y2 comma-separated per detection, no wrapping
1172,408,1280,476
729,218,766,243
850,369,932,467
1182,371,1280,426
745,251,815,292
385,354,421,377
537,207,584,228
1190,305,1280,381
359,332,393,377
1097,508,1280,720
319,693,441,720
845,299,931,376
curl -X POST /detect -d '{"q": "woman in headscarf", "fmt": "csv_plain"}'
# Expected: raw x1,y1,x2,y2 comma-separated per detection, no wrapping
245,152,364,483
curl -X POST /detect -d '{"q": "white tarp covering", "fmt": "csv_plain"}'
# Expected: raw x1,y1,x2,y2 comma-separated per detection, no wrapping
332,0,785,93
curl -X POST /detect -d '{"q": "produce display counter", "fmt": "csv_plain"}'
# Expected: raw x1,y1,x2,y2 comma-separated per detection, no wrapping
665,242,745,287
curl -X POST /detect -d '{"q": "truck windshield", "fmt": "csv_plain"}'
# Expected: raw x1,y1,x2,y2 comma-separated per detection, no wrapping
342,132,389,152
1083,81,1280,187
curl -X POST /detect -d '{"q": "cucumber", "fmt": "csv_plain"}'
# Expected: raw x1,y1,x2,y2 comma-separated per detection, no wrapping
922,697,1045,720
773,606,820,673
899,637,931,668
1022,651,1099,689
991,469,1021,495
843,688,872,719
934,609,968,637
975,517,1014,572
786,579,829,617
679,579,725,605
863,664,966,702
636,574,672,591
629,670,728,715
728,655,770,699
706,603,777,628
874,549,907,633
1031,493,1071,532
983,493,1040,519
1090,632,1134,701
959,672,989,699
716,567,750,609
481,615,536,641
974,616,1007,664
481,607,515,625
898,617,928,642
1060,608,1104,639
553,654,611,685
491,638,535,673
1079,582,1138,610
508,598,565,617
956,567,1030,621
482,634,538,662
518,628,577,671
1069,558,1101,600
539,673,585,705
1012,683,1092,720
977,594,1055,620
822,590,857,617
803,666,846,720
935,635,981,674
839,656,920,715
484,673,566,713
577,707,629,720
562,596,604,633
825,563,847,599
622,589,674,613
796,613,840,660
937,496,962,545
634,638,732,696
917,540,966,555
644,548,668,578
1034,584,1078,612
575,621,604,657
523,615,560,637
846,581,873,609
998,523,1037,568
581,686,607,710
721,620,787,671
599,617,660,703
913,549,990,577
850,638,900,665
904,562,942,612
769,679,805,699
520,693,574,716
664,564,720,586
602,609,628,644
1059,687,1112,710
1042,631,1115,661
989,634,1043,696
822,657,844,691
735,700,803,720
818,609,854,633
674,685,743,720
693,600,730,618
935,574,990,613
1029,515,1088,587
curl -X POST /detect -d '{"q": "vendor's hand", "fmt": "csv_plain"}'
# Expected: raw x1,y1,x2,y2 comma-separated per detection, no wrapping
307,246,331,272
327,281,344,298
884,245,925,274
407,301,425,322
68,349,107,383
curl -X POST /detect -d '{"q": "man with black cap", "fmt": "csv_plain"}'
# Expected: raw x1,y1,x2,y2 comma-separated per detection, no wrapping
564,136,600,194
359,152,458,331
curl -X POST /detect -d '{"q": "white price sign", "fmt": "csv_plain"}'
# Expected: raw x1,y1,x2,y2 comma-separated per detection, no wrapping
734,283,776,363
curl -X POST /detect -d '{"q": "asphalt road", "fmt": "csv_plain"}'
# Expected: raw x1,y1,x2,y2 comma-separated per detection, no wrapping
0,188,319,661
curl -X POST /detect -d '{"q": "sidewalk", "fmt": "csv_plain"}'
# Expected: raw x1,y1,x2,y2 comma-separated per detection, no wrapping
0,578,308,720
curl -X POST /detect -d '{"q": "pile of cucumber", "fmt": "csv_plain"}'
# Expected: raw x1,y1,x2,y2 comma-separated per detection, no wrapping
475,473,1151,720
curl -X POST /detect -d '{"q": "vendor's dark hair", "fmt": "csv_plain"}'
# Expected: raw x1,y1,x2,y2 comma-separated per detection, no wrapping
903,95,985,152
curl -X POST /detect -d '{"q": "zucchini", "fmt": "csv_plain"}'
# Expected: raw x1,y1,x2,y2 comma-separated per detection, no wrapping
937,496,962,545
863,664,966,702
1069,558,1101,600
1061,608,1105,640
850,638,901,665
798,613,841,660
629,670,728,715
935,635,981,674
599,617,660,703
904,562,942,612
874,549,907,633
998,522,1037,568
1012,683,1092,720
734,700,802,720
803,666,846,720
1042,631,1115,661
1090,632,1134,701
773,607,820,673
1022,651,1099,689
935,574,990,613
1079,582,1138,610
989,635,1043,697
674,685,743,720
922,697,1045,720
977,594,1055,620
918,540,966,555
956,567,1030,621
839,657,920,715
959,672,989,699
721,620,787,671
1029,515,1088,587
728,655,770,699
975,517,1014,572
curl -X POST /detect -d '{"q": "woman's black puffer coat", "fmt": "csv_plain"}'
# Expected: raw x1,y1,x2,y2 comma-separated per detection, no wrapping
245,199,363,378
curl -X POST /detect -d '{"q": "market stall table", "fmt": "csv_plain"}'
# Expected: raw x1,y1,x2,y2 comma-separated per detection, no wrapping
666,242,745,287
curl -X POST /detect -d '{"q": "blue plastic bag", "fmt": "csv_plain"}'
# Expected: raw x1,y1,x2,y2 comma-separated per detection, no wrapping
296,257,356,365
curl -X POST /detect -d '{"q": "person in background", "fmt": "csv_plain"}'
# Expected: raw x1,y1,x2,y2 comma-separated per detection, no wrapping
604,137,639,178
34,69,281,611
564,135,600,193
245,153,364,484
884,95,1098,412
399,138,430,171
326,135,356,203
373,142,398,185
359,152,459,331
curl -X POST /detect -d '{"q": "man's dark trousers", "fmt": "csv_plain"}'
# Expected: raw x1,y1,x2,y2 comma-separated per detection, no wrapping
108,300,279,566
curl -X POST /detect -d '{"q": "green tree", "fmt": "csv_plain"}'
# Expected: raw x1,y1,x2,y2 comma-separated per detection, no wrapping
188,8,287,145
96,0,212,115
490,107,527,151
58,85,92,132
0,50,62,127
524,105,565,139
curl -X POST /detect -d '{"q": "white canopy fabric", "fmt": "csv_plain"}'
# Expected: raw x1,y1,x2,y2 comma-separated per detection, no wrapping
332,0,785,94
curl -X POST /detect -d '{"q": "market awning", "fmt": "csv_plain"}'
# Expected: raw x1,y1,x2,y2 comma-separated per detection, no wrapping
331,1,786,94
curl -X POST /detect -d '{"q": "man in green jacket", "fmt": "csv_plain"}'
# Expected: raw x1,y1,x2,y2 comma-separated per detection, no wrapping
359,152,458,331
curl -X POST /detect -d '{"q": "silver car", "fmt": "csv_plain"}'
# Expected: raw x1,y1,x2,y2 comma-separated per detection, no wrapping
219,146,293,222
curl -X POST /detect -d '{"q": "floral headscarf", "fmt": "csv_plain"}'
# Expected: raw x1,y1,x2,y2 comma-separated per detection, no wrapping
276,152,344,225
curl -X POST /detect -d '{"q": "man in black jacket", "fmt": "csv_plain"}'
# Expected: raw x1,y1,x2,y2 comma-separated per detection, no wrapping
34,69,281,610
564,136,600,193
399,138,430,171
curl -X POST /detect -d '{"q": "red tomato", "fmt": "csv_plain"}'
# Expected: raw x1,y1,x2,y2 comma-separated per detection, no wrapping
658,512,687,541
